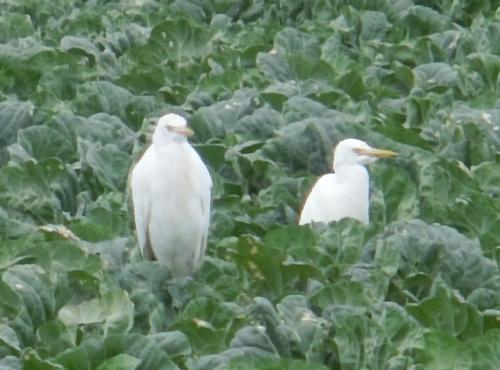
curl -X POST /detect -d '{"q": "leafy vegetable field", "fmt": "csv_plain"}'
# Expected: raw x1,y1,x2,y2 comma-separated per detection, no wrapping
1,0,500,369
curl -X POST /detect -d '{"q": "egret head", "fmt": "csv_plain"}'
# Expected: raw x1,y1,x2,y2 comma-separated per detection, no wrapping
153,113,194,144
333,138,397,170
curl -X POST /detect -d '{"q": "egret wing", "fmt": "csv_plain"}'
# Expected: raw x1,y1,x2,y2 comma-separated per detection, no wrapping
131,149,156,260
200,181,212,255
192,152,212,268
299,174,337,225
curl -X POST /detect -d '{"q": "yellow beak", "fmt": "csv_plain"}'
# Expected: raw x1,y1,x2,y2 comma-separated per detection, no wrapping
354,147,398,158
168,125,194,137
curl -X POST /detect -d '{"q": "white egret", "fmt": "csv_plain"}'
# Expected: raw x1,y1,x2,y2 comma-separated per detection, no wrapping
131,113,212,277
299,139,397,225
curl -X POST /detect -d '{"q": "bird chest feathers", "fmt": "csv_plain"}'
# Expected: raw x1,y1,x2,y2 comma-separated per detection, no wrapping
151,144,204,203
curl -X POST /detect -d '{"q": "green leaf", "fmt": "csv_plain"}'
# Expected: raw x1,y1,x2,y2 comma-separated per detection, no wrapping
0,280,23,320
227,356,329,370
400,6,451,36
415,330,472,369
413,63,458,92
360,11,390,40
276,295,331,362
171,297,240,354
23,348,66,370
273,27,320,58
36,320,77,357
372,220,500,303
407,283,484,339
54,334,181,370
0,158,80,222
149,331,191,359
95,354,140,370
78,139,132,191
0,98,34,165
468,329,500,370
0,324,20,352
60,36,100,59
73,81,135,120
3,264,56,332
0,356,22,370
58,290,134,335
262,110,363,174
13,125,76,162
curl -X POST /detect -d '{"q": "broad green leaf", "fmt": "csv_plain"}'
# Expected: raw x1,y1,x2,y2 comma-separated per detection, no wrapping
371,220,499,302
0,158,80,222
227,356,329,370
322,302,424,370
407,283,484,339
69,195,131,242
0,98,34,165
23,348,65,370
360,11,390,40
467,52,500,90
60,36,100,59
73,81,135,120
78,139,132,191
370,163,419,223
262,112,362,175
0,324,20,352
148,18,214,64
0,36,52,61
276,295,331,362
471,162,500,196
468,329,500,370
36,320,77,357
13,125,76,163
0,13,35,42
309,281,371,310
149,331,191,359
191,88,260,142
273,27,320,58
415,330,472,370
413,63,458,92
232,107,285,140
3,264,56,332
0,280,23,320
54,333,181,370
58,290,134,335
0,356,22,370
400,6,451,36
95,354,140,370
171,296,241,354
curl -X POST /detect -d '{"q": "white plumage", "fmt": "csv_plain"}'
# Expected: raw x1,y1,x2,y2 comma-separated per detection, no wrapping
131,113,212,277
299,138,397,225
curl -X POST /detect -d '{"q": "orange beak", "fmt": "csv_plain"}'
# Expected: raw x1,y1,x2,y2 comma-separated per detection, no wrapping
168,125,194,137
353,147,398,158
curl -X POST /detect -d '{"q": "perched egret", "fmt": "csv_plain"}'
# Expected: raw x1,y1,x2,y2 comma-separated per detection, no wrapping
131,113,212,277
299,139,397,225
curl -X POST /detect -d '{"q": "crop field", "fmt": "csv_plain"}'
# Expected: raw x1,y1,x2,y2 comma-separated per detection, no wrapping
0,0,499,369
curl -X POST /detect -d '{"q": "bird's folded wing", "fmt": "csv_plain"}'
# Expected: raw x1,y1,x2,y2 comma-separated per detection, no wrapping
131,158,156,260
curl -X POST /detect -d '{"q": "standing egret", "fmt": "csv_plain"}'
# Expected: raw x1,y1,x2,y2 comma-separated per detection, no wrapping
131,113,212,277
299,139,397,225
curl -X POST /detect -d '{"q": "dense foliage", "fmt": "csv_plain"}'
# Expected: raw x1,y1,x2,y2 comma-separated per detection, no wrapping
1,0,500,369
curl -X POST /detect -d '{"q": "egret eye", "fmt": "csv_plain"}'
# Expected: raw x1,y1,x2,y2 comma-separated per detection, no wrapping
352,148,363,155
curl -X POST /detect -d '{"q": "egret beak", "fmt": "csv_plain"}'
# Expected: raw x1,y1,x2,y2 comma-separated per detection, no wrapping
354,147,398,158
168,125,194,137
